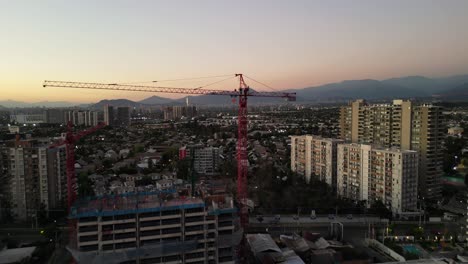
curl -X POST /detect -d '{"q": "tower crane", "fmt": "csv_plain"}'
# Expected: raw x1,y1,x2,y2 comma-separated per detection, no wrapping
49,121,106,212
44,74,296,227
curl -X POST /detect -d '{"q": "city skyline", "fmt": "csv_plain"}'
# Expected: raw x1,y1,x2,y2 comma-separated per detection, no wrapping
1,1,468,103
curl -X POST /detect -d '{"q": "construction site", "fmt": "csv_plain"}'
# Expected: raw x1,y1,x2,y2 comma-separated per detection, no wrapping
69,182,242,264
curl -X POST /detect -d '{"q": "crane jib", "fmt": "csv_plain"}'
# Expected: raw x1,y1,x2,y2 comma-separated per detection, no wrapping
43,80,296,99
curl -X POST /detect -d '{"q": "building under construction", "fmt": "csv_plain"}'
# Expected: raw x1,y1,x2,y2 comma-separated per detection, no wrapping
68,189,241,264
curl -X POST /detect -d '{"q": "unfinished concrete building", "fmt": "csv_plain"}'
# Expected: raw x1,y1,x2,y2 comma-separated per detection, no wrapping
69,191,241,264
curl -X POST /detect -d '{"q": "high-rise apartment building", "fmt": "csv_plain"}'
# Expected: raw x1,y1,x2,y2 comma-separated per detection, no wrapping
179,145,223,176
116,107,131,126
104,105,114,126
164,106,198,121
0,138,67,220
290,135,343,187
65,110,99,126
339,99,445,199
337,143,418,215
45,109,65,124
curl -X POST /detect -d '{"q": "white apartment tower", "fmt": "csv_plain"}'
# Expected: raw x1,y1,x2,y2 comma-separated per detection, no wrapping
104,105,114,126
290,135,343,187
337,143,418,215
180,145,223,176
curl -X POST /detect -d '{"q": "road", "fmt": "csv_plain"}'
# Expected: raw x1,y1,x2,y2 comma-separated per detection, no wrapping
249,215,383,225
0,227,46,244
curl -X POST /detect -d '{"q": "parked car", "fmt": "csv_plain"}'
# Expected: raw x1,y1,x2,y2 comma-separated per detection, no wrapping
346,214,353,219
328,214,335,219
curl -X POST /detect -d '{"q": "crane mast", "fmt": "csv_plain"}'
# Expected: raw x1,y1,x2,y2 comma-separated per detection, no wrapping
44,74,296,228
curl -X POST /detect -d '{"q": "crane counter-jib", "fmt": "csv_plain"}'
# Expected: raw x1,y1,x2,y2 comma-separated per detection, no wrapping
43,80,296,99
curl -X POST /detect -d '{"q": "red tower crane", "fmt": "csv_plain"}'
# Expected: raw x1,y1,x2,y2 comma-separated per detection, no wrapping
50,121,106,212
44,74,295,227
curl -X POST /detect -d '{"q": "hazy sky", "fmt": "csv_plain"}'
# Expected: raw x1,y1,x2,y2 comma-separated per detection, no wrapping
1,0,468,103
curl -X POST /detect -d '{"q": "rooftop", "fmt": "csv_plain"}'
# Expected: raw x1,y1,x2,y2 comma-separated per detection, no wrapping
70,190,237,219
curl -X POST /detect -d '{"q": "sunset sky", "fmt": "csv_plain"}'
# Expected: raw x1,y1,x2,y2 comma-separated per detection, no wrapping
1,0,468,103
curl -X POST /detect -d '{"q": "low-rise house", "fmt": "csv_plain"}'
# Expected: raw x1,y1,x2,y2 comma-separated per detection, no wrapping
156,179,173,190
119,149,131,159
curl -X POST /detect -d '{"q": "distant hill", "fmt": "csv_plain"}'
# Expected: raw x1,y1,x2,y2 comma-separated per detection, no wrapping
382,74,468,95
382,76,442,94
288,79,421,102
138,95,176,105
435,83,468,101
90,99,146,109
0,100,78,108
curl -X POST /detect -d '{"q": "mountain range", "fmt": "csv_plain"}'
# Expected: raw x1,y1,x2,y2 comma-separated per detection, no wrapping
2,74,468,108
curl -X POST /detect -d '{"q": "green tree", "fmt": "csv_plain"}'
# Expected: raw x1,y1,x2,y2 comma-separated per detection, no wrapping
37,203,48,226
176,159,191,180
102,159,113,169
134,144,145,153
77,172,95,198
136,175,153,186
369,200,392,219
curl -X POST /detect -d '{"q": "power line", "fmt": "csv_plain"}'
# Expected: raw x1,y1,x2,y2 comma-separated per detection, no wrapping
116,74,234,85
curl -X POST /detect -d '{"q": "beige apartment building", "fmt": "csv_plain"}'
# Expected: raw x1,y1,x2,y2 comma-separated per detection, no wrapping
339,99,445,199
290,135,343,188
337,143,418,215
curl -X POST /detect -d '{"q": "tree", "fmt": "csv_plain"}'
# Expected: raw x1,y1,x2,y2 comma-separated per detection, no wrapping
176,159,191,180
369,200,392,219
134,144,145,153
136,176,153,186
77,172,95,198
37,203,48,226
102,159,113,169
0,195,14,223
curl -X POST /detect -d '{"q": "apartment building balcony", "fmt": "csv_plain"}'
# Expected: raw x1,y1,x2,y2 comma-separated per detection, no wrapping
186,256,206,263
185,230,205,236
78,220,98,227
160,213,182,220
185,221,207,227
108,228,136,234
78,227,98,236
107,236,137,245
78,235,99,246
185,211,205,217
139,218,160,226
219,261,235,264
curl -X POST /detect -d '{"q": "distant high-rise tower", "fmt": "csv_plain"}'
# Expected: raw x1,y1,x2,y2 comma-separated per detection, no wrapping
186,96,189,107
103,105,114,126
339,99,445,199
116,107,131,126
